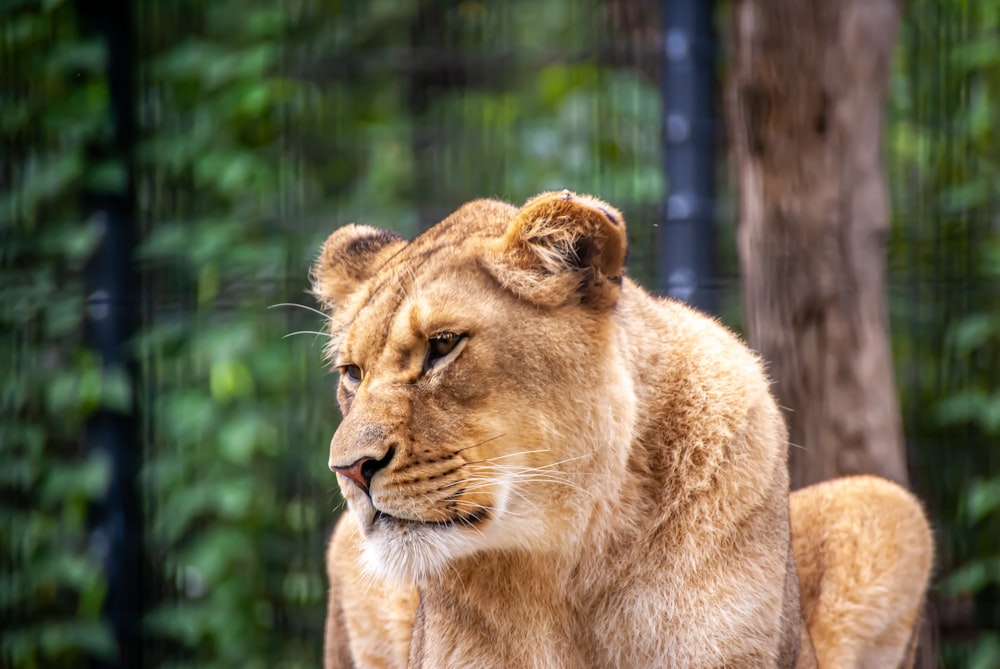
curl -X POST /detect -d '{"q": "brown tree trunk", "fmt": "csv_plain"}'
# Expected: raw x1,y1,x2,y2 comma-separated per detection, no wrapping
725,0,909,491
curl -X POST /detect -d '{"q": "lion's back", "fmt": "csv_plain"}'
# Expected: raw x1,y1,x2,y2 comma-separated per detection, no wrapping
791,475,933,668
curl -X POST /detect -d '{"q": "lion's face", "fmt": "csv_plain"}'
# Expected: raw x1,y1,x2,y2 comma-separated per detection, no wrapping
313,192,635,583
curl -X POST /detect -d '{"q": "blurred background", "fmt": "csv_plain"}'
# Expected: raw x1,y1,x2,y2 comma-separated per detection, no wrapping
1,0,997,667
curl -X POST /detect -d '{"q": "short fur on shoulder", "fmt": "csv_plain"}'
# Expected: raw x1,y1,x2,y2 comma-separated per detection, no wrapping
313,191,933,668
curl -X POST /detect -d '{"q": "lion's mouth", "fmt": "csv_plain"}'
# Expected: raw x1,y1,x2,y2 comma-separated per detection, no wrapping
372,507,490,529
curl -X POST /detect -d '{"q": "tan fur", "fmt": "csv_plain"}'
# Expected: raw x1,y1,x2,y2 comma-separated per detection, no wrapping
313,191,933,668
326,516,418,667
791,476,934,668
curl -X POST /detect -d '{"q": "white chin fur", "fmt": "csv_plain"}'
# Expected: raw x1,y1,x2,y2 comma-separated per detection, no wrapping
357,477,558,583
360,521,486,584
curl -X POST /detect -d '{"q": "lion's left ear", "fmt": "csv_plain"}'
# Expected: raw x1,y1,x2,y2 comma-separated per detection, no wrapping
484,190,627,309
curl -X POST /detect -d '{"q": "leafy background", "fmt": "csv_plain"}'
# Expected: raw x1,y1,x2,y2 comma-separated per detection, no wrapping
1,0,997,667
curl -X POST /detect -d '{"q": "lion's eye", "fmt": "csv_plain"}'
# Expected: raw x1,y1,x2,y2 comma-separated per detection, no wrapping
424,333,466,373
340,364,362,385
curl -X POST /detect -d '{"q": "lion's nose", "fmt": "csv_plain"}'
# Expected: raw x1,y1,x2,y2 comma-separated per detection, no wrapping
331,446,395,495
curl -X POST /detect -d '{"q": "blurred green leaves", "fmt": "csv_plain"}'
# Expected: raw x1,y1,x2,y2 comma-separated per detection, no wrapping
887,0,1000,663
133,1,335,664
1,1,118,666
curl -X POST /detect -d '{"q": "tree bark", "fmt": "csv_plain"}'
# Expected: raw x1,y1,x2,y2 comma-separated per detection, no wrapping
724,0,909,491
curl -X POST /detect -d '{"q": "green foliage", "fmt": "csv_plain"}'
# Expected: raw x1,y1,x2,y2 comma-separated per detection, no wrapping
935,237,1000,664
888,0,1000,664
134,2,333,665
1,3,118,666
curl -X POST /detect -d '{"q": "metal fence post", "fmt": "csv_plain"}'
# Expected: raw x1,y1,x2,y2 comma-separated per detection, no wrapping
658,0,719,314
79,0,142,664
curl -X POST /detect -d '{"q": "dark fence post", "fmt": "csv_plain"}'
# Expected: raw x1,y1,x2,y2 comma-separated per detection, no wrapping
658,0,719,314
78,0,142,665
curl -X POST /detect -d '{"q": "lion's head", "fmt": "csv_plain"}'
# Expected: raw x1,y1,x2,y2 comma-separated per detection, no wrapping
312,191,637,583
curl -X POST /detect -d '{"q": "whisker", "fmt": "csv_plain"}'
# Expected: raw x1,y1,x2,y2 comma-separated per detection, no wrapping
481,477,586,494
282,330,334,339
460,454,596,483
485,452,594,474
268,301,332,320
460,473,589,496
486,448,550,460
462,448,551,465
452,434,507,456
450,500,493,515
456,516,486,538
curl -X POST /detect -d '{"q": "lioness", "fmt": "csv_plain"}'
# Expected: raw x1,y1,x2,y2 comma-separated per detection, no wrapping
313,190,933,668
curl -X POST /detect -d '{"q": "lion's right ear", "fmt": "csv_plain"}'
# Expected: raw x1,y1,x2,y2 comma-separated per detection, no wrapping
484,190,627,309
311,225,407,310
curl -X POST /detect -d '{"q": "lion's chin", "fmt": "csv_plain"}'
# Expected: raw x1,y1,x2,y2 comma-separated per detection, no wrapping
358,514,490,584
350,478,566,583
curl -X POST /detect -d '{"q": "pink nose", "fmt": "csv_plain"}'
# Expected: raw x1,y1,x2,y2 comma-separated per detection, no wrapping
331,447,395,495
332,457,376,494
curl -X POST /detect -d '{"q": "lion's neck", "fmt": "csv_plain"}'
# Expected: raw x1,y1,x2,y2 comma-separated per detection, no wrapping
413,550,595,668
